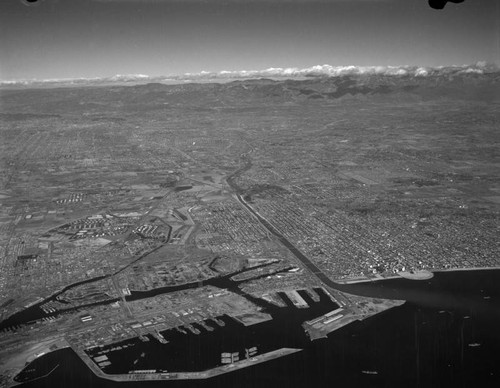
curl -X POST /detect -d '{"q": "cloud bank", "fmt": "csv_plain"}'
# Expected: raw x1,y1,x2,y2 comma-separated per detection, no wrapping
184,62,497,79
1,62,497,88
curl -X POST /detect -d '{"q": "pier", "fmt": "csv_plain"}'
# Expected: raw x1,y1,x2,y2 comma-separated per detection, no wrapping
283,290,309,308
67,346,302,382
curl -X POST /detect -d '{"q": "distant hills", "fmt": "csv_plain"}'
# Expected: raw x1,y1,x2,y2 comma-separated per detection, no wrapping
1,63,498,90
1,65,499,115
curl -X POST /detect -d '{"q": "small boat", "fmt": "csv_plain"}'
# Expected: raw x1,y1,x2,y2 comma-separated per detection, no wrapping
468,343,481,347
361,371,378,375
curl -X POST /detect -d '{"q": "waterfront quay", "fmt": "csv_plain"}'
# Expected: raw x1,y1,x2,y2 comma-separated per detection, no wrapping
303,298,405,341
69,345,301,382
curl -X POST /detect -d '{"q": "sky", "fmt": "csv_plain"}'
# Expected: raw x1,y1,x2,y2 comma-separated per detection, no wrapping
0,0,499,81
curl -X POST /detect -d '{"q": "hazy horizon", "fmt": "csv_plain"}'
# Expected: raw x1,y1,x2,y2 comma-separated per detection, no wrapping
1,62,498,87
1,0,499,81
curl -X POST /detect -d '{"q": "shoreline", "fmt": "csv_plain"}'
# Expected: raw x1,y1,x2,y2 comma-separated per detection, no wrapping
4,266,499,386
335,266,500,285
1,337,69,388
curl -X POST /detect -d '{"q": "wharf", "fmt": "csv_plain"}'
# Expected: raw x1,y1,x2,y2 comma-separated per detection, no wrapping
69,347,302,382
230,312,272,326
303,298,405,341
304,288,320,302
283,290,309,308
260,293,287,307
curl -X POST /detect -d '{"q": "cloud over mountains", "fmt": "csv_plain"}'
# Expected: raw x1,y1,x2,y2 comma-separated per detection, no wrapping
1,63,497,88
184,62,498,79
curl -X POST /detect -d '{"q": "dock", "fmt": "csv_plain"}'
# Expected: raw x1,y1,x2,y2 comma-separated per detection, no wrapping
68,345,302,382
231,312,272,326
283,290,309,308
260,293,287,307
304,288,320,302
303,298,405,341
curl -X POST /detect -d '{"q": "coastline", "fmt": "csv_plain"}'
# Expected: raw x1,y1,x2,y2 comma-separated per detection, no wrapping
432,266,500,274
335,266,500,285
1,337,69,388
4,266,499,386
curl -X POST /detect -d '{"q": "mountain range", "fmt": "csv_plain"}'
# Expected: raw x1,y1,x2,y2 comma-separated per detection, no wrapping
1,63,498,89
1,65,499,116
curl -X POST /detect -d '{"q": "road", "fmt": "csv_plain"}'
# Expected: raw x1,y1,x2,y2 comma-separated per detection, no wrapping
224,153,346,293
233,193,343,292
